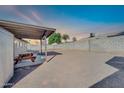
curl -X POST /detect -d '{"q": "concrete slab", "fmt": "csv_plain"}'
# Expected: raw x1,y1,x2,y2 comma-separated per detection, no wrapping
13,49,119,88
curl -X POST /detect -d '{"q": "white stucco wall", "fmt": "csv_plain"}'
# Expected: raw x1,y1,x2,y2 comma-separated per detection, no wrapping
0,27,14,87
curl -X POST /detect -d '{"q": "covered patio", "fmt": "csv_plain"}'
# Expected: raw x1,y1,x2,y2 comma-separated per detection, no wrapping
0,20,55,87
0,20,55,51
0,20,55,64
0,20,56,76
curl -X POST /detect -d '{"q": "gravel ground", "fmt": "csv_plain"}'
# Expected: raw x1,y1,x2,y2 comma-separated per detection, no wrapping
91,56,124,88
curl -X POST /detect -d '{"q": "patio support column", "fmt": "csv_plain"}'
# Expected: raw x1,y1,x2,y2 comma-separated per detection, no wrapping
88,39,91,52
44,35,47,62
40,39,42,53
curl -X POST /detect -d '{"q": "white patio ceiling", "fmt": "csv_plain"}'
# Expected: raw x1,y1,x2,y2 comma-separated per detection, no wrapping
0,20,55,39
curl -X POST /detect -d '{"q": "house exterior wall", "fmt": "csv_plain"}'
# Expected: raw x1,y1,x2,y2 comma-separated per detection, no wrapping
0,27,14,87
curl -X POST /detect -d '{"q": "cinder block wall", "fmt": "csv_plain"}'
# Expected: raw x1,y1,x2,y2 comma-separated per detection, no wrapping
27,44,41,52
47,39,89,51
14,38,28,58
0,27,14,87
47,36,124,53
90,36,124,53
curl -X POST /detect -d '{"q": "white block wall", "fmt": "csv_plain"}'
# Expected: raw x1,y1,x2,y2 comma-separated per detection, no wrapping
14,38,28,57
0,27,14,87
47,36,124,53
47,39,89,51
27,45,40,51
90,36,124,52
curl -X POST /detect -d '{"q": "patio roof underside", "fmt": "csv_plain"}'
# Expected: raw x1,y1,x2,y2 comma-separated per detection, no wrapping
0,20,55,39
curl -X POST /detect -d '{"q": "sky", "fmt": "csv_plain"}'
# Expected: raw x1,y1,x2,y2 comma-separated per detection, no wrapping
0,5,124,39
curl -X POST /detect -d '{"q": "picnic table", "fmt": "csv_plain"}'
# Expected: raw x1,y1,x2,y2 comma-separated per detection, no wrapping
14,53,36,64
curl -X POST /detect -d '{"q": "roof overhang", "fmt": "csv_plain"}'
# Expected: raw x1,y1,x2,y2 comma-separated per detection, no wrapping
0,20,56,39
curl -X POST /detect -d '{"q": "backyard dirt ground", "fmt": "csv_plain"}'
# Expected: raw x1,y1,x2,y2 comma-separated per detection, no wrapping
13,49,124,88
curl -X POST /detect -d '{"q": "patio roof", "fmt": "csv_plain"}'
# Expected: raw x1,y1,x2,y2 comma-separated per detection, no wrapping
0,20,55,39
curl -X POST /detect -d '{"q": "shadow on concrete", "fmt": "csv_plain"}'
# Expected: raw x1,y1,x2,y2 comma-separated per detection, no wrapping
42,51,62,63
47,55,57,63
4,64,41,88
42,51,62,56
90,56,124,88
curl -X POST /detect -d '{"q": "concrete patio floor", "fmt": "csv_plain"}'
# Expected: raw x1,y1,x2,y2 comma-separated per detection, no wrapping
13,49,124,88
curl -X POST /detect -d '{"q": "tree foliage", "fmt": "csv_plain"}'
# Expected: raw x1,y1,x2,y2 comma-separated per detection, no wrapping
72,37,77,42
48,33,62,45
62,34,70,42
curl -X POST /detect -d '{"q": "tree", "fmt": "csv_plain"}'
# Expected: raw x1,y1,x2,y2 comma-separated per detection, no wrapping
72,37,77,42
48,33,62,45
55,33,62,44
90,33,95,38
62,34,70,42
